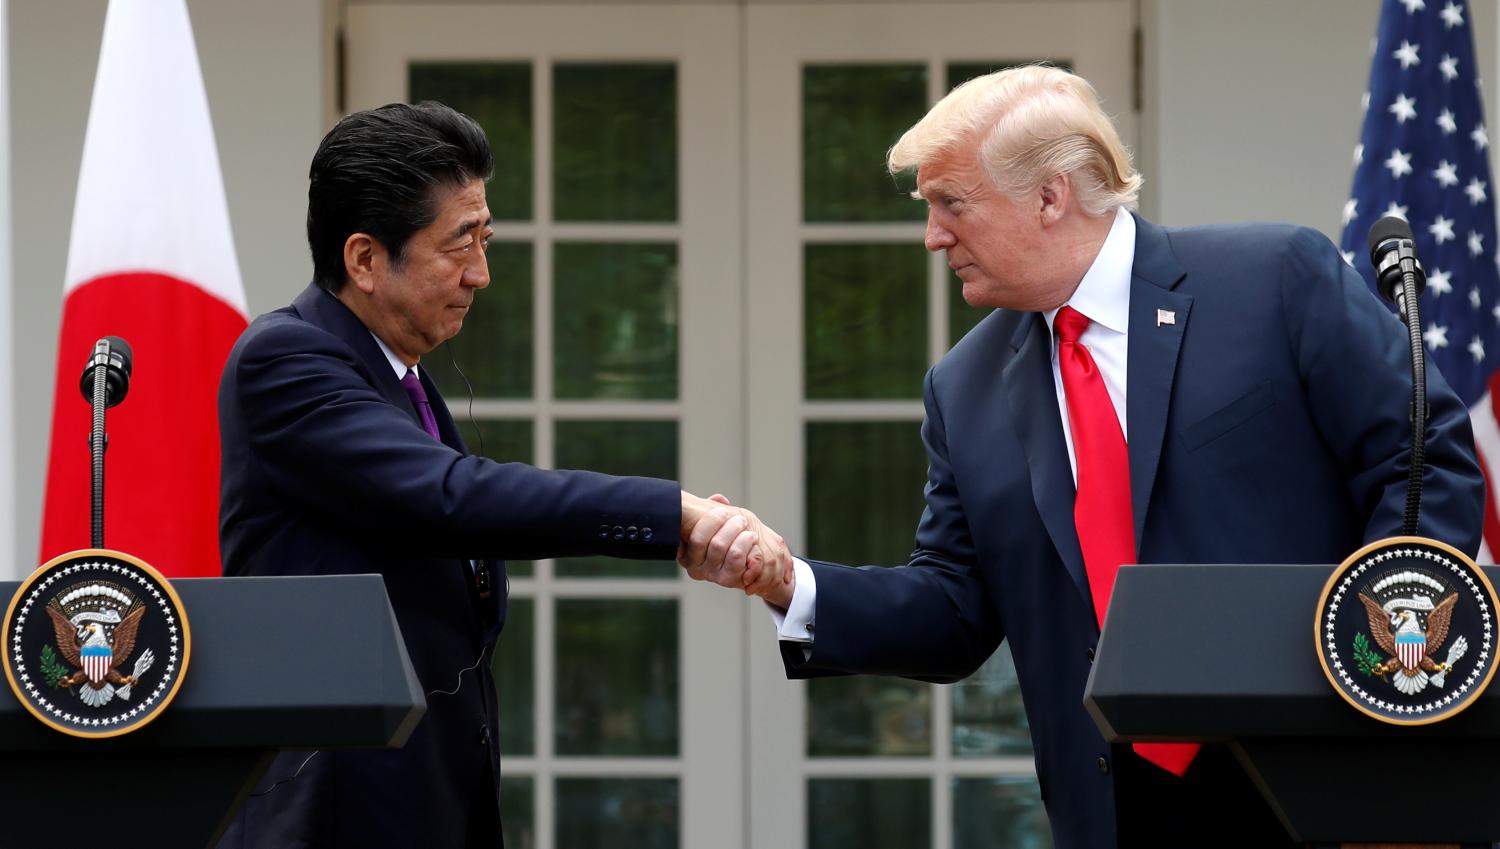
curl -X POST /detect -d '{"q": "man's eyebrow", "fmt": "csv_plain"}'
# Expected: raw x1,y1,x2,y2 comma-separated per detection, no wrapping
451,215,494,240
916,180,954,200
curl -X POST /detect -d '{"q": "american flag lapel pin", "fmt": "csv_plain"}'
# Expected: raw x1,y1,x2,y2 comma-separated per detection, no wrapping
1156,309,1176,327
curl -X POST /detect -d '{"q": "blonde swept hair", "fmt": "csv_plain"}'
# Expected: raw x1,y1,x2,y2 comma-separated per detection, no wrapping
888,65,1141,215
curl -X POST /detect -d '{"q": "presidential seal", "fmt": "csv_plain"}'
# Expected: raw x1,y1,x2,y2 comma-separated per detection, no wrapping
2,549,190,738
1315,537,1497,725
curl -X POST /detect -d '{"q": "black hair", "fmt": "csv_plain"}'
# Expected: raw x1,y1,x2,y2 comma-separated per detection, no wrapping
307,101,494,292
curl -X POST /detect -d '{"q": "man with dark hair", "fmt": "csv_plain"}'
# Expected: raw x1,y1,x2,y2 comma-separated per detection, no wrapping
304,102,495,295
217,102,782,848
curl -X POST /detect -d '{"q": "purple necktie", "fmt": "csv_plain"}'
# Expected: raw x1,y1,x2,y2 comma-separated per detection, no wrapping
400,370,441,441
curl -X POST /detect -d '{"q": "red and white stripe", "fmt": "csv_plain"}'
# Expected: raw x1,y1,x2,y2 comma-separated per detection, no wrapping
84,653,110,686
1471,383,1500,563
39,0,247,576
1398,639,1425,671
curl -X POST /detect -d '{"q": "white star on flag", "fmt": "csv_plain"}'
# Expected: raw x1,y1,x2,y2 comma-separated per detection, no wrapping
1400,0,1425,11
1441,1,1464,28
1473,287,1484,308
1355,143,1365,165
1473,123,1489,150
1466,177,1487,205
1439,108,1458,133
1471,335,1486,361
1430,215,1456,242
1492,302,1500,324
1471,230,1486,256
1391,93,1419,122
1342,249,1357,267
1426,324,1450,348
1343,198,1359,224
1387,148,1414,177
1394,40,1422,69
1441,53,1460,80
1429,267,1454,295
1435,159,1460,186
1383,200,1409,219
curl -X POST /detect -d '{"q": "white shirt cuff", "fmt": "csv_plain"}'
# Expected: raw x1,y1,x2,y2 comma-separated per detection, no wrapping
766,557,816,642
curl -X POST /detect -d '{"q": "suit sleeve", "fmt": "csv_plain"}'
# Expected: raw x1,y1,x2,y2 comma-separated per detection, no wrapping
781,368,1003,684
1278,227,1485,554
227,318,680,562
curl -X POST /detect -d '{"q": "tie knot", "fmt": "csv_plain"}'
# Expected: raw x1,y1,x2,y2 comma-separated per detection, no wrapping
1054,305,1090,345
400,369,428,405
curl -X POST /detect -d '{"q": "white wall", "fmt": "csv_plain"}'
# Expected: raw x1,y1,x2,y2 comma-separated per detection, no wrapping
0,0,12,579
8,0,322,574
1142,0,1498,238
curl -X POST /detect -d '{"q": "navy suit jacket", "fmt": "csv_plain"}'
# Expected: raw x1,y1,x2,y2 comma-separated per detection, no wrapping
783,216,1485,848
217,284,679,849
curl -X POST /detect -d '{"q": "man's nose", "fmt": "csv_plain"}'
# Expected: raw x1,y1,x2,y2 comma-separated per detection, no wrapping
465,249,491,289
924,214,954,252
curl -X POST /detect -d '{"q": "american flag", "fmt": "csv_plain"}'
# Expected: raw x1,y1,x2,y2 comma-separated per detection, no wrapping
1340,0,1500,557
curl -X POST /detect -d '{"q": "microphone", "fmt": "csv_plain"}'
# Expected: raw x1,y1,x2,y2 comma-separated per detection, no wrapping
1368,216,1427,319
1366,217,1427,537
78,336,133,408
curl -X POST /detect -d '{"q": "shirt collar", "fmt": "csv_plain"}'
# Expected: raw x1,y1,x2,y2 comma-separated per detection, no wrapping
1043,205,1136,343
369,331,414,380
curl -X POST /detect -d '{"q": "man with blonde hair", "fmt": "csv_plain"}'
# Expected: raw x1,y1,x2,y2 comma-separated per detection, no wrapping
681,66,1483,846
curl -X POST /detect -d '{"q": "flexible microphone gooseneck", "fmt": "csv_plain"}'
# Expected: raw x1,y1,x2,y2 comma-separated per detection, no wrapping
78,336,133,548
1368,216,1428,536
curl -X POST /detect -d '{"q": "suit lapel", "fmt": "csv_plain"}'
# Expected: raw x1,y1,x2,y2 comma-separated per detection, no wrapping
293,284,418,416
1125,216,1191,548
1000,312,1092,609
294,285,493,629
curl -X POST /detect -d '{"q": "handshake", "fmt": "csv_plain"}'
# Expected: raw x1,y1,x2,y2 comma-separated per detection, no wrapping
677,492,795,608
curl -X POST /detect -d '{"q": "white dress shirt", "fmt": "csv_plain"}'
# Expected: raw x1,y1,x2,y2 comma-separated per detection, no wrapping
370,332,416,382
770,207,1138,642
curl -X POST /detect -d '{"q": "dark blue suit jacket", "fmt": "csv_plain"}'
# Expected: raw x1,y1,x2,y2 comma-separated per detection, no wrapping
783,216,1485,848
216,284,679,849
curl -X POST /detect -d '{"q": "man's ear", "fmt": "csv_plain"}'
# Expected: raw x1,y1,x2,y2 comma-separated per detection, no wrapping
343,233,383,295
1038,173,1072,227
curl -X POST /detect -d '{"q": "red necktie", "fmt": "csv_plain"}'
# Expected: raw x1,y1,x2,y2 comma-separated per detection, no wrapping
1054,306,1198,776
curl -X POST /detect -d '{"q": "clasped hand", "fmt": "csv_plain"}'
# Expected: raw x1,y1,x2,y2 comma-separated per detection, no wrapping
678,492,794,606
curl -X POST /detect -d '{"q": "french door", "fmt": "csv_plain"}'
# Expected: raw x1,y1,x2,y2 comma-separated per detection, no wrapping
346,4,1132,846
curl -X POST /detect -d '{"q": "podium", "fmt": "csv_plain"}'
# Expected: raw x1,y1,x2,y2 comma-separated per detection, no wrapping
0,574,425,849
1084,563,1500,845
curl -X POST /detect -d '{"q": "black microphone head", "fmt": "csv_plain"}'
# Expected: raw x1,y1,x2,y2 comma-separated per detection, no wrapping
79,336,132,407
103,336,133,378
1368,215,1414,259
1367,216,1424,305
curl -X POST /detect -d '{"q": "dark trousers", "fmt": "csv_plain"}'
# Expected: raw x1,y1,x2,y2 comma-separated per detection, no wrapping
1113,743,1295,848
466,758,503,849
